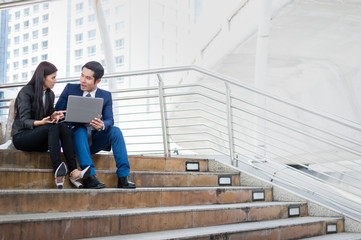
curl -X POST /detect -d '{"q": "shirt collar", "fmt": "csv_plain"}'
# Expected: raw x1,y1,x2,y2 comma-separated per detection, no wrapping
83,88,97,98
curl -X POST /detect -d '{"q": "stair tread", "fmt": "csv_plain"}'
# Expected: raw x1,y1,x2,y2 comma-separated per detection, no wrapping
76,216,343,240
0,201,306,223
0,168,237,175
0,185,271,194
301,232,361,240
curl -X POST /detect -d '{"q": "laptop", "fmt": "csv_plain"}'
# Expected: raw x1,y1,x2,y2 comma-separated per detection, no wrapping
63,95,103,123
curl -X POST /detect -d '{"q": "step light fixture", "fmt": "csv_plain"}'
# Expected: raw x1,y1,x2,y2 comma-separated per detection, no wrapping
185,162,199,171
252,190,265,201
326,222,337,234
288,205,300,217
218,176,232,186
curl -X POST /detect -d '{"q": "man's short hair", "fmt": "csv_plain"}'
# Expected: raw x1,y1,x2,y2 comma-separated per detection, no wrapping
82,61,104,81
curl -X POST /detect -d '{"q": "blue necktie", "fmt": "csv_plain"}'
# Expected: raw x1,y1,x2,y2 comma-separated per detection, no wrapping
85,93,93,146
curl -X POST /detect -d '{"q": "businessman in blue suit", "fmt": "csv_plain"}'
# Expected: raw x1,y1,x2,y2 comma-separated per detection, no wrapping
55,61,136,189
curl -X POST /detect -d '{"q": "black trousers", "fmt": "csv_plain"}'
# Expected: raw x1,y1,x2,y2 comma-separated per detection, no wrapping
13,122,77,173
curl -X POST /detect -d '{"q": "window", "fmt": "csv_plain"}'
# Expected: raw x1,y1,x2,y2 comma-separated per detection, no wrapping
24,20,29,29
88,46,96,56
24,8,30,16
22,72,28,81
14,36,20,45
75,18,83,27
115,56,124,66
88,29,96,40
88,14,95,23
32,43,38,52
13,62,19,69
115,39,124,49
13,74,18,81
74,65,82,73
23,33,29,42
14,23,20,32
115,22,125,32
41,54,48,60
23,46,29,55
32,30,38,39
75,33,83,43
76,2,83,12
115,5,125,15
42,14,49,22
43,2,49,10
32,56,38,65
116,77,124,84
15,11,20,19
33,17,39,25
42,27,48,36
13,49,19,57
33,5,39,13
22,59,28,67
75,49,83,58
42,40,48,49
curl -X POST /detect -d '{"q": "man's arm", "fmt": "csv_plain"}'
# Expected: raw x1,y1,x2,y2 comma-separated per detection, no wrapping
101,91,114,130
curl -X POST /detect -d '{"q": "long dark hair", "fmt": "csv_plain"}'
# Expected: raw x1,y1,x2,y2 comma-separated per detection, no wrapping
15,61,58,120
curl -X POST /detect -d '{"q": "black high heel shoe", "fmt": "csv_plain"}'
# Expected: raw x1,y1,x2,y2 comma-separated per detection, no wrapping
55,162,68,189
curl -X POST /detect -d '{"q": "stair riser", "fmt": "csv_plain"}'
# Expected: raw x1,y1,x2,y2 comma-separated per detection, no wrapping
0,218,341,240
0,188,272,214
0,171,240,188
0,150,208,172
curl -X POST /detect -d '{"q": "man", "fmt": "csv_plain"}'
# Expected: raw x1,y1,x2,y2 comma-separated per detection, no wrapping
55,61,136,189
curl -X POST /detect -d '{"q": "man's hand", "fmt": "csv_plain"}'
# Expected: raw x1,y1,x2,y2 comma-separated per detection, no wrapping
90,117,104,131
51,110,66,123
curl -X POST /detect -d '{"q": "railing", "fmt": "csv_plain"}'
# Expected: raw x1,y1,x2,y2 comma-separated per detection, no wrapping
1,65,361,222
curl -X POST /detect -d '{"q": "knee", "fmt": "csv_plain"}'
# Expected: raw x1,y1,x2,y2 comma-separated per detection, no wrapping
108,126,123,138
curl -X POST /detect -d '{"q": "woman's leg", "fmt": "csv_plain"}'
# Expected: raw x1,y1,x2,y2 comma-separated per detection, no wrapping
47,124,64,171
57,122,77,173
12,125,51,153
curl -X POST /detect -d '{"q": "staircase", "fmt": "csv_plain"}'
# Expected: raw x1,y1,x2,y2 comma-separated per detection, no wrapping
1,149,361,240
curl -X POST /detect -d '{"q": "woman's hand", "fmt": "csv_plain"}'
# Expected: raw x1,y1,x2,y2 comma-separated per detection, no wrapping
34,116,56,127
51,110,66,123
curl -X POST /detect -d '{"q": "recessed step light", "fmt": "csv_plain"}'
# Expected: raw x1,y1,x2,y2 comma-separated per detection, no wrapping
252,190,265,201
218,176,232,186
326,222,337,234
185,162,199,171
288,205,300,217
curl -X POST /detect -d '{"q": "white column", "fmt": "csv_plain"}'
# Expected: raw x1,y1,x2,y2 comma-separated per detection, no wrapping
254,0,272,161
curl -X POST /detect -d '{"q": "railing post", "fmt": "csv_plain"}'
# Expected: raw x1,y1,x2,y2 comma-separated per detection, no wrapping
225,83,236,166
157,74,171,157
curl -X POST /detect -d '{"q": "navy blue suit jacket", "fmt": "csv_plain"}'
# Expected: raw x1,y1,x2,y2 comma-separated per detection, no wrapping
55,83,114,130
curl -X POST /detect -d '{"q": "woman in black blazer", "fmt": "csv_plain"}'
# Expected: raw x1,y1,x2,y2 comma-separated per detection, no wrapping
11,61,90,189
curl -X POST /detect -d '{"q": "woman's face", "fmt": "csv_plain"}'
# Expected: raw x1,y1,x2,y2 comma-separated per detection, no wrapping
43,72,57,90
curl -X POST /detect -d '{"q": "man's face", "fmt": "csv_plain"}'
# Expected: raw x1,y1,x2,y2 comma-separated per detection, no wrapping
80,67,101,92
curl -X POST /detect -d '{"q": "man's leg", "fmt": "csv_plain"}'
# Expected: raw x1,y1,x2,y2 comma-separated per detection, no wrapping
71,127,105,189
91,126,135,188
71,127,95,175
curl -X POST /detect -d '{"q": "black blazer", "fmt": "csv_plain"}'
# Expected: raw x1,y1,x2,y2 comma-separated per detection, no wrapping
11,85,55,136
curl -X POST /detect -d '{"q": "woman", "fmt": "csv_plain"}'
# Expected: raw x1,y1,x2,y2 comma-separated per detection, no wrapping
11,61,90,189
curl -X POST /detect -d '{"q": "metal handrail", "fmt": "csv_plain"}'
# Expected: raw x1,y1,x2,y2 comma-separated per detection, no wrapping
1,65,361,223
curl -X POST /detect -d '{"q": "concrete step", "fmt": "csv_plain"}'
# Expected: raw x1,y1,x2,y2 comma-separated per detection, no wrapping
0,186,272,214
0,150,209,172
0,168,240,189
301,232,361,239
0,202,310,239
77,217,343,240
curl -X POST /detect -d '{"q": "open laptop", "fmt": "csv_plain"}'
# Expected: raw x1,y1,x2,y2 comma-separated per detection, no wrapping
63,95,103,123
